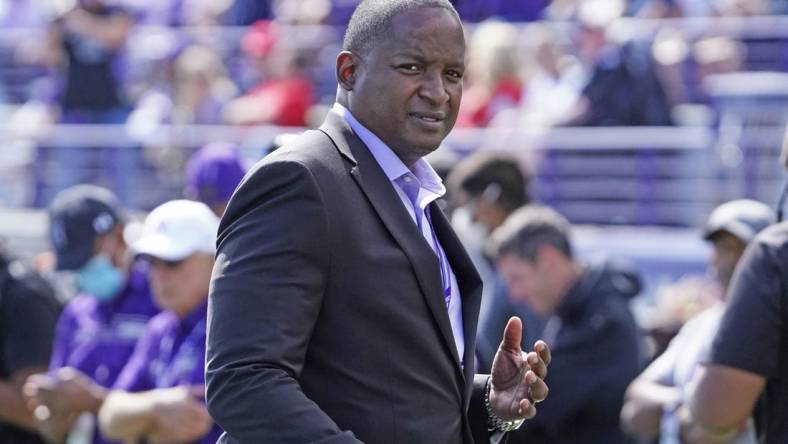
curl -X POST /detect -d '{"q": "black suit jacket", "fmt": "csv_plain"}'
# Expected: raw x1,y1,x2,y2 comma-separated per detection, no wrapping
206,111,493,443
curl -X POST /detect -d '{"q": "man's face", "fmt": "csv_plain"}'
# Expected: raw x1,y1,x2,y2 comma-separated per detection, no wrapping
148,254,212,316
348,7,465,166
497,254,554,315
709,231,745,289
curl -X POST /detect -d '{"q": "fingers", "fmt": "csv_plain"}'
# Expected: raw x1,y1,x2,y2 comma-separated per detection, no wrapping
518,398,536,420
526,351,547,380
526,370,549,404
534,340,551,367
500,317,523,353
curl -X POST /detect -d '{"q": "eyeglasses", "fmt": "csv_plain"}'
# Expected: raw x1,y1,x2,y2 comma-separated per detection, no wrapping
143,256,188,269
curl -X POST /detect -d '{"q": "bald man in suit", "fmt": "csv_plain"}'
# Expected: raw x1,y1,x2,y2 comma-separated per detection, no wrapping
206,1,550,443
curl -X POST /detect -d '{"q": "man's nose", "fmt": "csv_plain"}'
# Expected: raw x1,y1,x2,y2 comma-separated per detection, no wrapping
419,71,450,106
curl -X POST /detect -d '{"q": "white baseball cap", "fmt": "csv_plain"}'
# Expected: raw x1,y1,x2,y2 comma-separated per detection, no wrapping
702,199,774,245
134,200,219,261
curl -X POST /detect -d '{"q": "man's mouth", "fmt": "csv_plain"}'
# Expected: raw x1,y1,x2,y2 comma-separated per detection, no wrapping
410,112,446,124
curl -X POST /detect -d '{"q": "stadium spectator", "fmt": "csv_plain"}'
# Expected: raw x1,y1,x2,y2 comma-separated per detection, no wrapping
183,142,247,217
456,20,522,128
222,19,314,126
98,200,221,444
621,199,773,444
516,22,587,127
445,153,545,372
491,205,642,444
686,133,788,444
568,0,674,126
45,0,132,129
0,245,60,444
128,44,238,128
23,185,158,444
40,0,139,204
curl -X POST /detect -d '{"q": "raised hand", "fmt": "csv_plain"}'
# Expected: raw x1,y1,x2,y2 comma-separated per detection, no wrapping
489,317,551,421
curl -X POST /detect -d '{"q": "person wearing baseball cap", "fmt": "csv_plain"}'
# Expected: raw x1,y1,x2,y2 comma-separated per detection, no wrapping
98,200,221,444
24,185,159,444
183,142,247,218
700,199,774,289
689,127,788,444
622,199,773,444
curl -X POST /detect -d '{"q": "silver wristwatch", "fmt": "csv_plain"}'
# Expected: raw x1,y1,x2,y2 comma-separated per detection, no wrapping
484,377,525,432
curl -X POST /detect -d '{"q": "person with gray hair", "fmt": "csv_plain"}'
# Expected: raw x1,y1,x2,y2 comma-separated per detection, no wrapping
491,205,642,444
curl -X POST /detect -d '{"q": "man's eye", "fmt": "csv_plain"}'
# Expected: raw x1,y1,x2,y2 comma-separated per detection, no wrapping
446,70,464,80
399,64,421,73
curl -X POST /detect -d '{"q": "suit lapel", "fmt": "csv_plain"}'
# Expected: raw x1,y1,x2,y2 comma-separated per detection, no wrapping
319,113,463,370
430,204,483,394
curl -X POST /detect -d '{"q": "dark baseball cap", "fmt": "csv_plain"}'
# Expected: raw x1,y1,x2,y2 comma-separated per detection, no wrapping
702,199,773,245
48,185,125,271
184,143,247,206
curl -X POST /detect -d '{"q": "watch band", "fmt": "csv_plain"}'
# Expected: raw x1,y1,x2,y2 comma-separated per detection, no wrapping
484,377,525,432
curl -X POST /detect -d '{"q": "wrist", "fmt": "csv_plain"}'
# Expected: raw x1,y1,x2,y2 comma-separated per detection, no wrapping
484,377,525,433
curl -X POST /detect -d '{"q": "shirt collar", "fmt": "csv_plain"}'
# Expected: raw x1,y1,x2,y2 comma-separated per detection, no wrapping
332,103,446,197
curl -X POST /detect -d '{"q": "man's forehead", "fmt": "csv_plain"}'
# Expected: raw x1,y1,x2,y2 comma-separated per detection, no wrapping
389,6,463,38
379,9,465,59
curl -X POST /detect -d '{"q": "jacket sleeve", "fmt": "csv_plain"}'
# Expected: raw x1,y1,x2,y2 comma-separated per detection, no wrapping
469,374,509,444
205,158,362,443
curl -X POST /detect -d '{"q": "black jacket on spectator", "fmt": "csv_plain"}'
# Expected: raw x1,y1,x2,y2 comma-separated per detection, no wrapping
582,42,673,127
509,258,642,444
0,250,61,444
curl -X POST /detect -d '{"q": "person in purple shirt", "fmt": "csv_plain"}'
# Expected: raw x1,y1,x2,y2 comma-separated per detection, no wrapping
23,185,159,444
98,200,221,444
183,142,248,218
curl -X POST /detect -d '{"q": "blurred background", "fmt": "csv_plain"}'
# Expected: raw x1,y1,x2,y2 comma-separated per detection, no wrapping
2,0,788,442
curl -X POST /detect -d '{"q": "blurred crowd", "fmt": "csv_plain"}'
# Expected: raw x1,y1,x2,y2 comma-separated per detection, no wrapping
4,0,787,130
1,0,788,443
0,132,786,443
1,0,788,208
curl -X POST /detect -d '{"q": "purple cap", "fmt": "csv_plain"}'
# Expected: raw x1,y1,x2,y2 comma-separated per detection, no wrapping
184,143,247,206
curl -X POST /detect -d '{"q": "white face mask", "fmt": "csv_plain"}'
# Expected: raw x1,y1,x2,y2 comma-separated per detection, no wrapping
451,205,489,249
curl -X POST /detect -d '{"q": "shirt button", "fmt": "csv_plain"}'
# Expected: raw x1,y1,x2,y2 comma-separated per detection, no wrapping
404,176,412,182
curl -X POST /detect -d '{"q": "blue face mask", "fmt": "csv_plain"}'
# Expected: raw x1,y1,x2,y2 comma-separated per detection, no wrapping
77,255,125,302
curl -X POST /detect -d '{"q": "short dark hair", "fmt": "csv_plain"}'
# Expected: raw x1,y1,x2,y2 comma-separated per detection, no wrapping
343,0,460,57
446,153,531,214
489,205,573,261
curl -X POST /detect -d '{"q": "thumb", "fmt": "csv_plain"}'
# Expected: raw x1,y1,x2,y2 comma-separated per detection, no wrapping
500,317,523,353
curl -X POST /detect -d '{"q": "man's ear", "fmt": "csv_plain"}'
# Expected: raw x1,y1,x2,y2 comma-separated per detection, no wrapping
336,51,360,91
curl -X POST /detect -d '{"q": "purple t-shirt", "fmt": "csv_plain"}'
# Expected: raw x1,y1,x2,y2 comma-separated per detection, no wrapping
49,263,159,444
114,300,221,444
50,263,158,384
